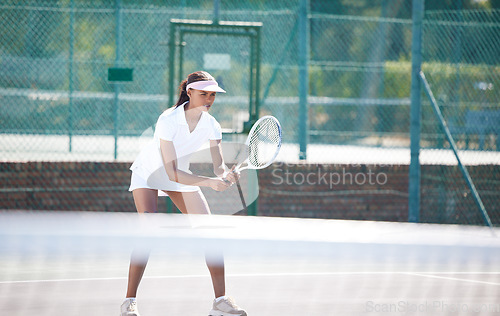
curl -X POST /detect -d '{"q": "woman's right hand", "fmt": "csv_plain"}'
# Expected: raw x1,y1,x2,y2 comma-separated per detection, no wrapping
208,177,232,192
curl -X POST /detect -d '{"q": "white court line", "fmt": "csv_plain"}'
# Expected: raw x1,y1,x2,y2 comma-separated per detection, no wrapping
401,272,500,286
1,271,500,285
0,275,205,285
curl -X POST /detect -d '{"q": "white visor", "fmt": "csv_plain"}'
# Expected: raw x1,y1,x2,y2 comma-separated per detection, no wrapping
186,80,226,93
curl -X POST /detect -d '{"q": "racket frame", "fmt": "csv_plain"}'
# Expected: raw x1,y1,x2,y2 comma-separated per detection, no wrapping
235,115,282,172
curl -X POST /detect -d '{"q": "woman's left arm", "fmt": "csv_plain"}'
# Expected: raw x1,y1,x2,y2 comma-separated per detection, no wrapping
210,139,227,178
210,139,240,184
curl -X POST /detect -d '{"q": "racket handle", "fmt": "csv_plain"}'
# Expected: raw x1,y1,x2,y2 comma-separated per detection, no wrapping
235,178,248,214
233,164,242,173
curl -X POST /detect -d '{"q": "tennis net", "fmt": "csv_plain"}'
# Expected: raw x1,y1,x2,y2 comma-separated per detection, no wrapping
1,211,499,315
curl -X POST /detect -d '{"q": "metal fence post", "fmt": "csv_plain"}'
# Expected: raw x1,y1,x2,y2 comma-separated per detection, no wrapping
419,72,493,228
68,0,75,152
213,0,220,24
409,0,424,223
168,22,176,108
298,0,309,160
113,0,122,160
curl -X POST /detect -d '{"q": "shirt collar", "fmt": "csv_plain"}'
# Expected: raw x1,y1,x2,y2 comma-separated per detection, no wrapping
175,101,188,125
176,101,207,127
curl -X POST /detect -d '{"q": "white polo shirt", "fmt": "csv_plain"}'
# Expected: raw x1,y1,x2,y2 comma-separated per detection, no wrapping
129,101,222,192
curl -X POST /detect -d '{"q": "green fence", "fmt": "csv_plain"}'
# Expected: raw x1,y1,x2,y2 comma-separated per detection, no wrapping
0,0,499,224
0,0,417,151
419,8,500,225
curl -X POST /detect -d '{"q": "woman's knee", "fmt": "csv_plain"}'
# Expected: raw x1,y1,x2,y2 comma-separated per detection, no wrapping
167,191,210,215
132,188,158,213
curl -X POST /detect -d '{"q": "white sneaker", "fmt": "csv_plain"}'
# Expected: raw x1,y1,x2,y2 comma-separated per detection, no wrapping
120,299,140,316
209,297,247,316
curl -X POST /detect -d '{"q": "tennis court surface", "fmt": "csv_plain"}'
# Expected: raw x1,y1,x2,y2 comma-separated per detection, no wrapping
1,211,499,315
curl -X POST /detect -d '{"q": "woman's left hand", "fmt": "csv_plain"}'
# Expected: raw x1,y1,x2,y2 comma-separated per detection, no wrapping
223,165,240,184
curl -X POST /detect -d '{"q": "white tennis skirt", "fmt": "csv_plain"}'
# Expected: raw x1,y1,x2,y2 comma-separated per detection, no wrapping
128,172,201,197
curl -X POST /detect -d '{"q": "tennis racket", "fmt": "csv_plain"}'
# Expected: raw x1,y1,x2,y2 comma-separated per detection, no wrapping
227,115,282,213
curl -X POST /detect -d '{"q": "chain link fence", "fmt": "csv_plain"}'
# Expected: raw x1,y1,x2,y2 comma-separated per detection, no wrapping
0,0,417,160
0,0,499,224
420,9,500,225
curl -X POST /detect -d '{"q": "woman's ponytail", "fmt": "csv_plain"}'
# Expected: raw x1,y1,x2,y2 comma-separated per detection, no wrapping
174,79,189,108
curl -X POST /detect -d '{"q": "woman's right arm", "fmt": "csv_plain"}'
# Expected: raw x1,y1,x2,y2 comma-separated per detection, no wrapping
160,139,230,191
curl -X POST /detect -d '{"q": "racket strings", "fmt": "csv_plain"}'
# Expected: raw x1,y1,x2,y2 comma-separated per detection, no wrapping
248,118,281,168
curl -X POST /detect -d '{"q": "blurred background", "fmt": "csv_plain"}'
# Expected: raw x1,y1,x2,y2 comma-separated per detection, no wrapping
0,0,499,225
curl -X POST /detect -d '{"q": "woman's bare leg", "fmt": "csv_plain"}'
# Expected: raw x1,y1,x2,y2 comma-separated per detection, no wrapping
126,188,158,298
205,251,225,298
166,190,225,298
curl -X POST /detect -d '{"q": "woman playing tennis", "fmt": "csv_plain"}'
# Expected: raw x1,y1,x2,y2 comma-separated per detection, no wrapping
121,71,247,316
